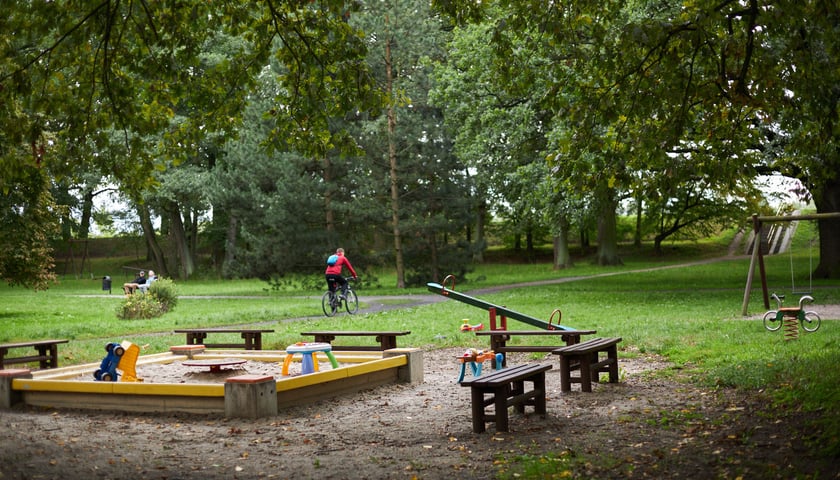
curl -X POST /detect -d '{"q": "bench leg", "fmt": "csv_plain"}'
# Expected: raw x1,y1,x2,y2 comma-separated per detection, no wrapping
579,355,593,392
511,379,525,414
241,333,262,350
559,356,572,392
533,372,547,415
607,345,619,383
470,388,487,433
493,385,510,432
377,335,398,351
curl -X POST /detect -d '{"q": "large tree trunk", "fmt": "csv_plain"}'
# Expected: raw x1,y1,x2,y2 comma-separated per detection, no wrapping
473,199,486,262
813,176,840,279
223,215,238,278
78,189,93,239
323,155,335,233
138,203,169,277
385,31,405,288
596,187,623,266
553,216,572,270
168,202,195,279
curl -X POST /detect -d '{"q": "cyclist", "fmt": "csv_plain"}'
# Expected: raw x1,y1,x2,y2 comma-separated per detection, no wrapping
325,248,357,299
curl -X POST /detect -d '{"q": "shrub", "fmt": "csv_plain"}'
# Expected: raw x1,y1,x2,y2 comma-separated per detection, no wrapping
115,278,178,319
116,293,165,319
148,278,178,312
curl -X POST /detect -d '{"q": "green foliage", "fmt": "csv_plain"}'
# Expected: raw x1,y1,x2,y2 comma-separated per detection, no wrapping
115,294,166,320
116,278,178,320
0,166,60,290
148,278,178,312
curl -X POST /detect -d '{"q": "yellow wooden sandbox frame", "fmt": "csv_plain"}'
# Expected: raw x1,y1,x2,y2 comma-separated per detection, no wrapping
3,346,422,417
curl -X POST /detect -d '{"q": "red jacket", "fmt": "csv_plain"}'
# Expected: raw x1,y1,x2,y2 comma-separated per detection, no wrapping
325,254,357,277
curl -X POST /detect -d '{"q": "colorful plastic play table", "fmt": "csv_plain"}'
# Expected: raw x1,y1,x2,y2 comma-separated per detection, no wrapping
282,342,339,375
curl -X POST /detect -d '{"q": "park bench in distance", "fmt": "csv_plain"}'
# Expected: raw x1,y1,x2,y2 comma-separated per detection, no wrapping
299,330,411,351
552,337,622,392
0,339,69,370
475,329,597,367
459,363,552,433
173,328,274,350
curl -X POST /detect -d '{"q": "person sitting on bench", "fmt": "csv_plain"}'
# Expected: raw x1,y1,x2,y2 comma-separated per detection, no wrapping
136,270,157,294
123,271,146,295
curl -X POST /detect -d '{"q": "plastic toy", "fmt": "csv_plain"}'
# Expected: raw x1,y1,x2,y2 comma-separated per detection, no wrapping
282,342,339,376
459,319,484,332
763,293,821,339
93,341,142,382
456,348,502,382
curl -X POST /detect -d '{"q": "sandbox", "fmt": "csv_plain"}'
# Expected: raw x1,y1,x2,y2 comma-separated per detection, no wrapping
1,345,423,418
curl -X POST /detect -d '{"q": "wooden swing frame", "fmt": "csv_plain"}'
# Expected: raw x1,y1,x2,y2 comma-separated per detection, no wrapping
741,212,840,315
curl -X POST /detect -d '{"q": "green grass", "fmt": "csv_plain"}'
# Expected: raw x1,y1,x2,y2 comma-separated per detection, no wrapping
3,234,839,464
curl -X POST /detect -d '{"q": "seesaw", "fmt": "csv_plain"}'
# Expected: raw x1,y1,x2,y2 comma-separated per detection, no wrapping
427,275,574,331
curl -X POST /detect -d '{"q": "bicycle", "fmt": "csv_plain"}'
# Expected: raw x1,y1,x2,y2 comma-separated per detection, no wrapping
322,277,359,317
763,293,821,332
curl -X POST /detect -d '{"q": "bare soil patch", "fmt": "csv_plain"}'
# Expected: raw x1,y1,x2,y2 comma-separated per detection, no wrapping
2,347,837,479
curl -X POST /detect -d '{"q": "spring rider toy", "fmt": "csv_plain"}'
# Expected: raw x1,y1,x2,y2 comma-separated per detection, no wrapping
93,341,141,382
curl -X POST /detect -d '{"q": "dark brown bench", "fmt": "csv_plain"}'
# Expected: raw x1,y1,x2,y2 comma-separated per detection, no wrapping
459,363,552,433
475,329,597,367
300,330,411,351
0,339,69,370
173,329,274,350
552,337,621,392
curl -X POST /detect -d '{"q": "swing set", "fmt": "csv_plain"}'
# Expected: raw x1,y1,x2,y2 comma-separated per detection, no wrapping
741,211,840,317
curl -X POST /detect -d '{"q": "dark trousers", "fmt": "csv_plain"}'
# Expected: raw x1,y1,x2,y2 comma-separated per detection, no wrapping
325,274,347,294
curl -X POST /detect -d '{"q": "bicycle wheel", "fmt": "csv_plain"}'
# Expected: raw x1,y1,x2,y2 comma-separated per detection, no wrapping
322,291,337,317
763,311,781,331
344,289,359,314
802,311,821,332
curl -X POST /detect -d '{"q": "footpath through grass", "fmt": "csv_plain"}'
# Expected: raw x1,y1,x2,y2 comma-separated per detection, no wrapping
1,245,839,459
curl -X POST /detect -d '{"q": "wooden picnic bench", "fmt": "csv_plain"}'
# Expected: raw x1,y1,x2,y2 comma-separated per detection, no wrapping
173,329,274,350
552,337,622,392
460,363,552,433
475,329,597,367
299,330,411,351
0,339,69,370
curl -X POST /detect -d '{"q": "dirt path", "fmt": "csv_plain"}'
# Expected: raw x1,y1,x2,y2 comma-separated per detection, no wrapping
4,259,837,479
2,347,837,479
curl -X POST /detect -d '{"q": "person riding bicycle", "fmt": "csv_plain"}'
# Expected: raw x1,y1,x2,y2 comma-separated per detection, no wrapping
325,248,357,299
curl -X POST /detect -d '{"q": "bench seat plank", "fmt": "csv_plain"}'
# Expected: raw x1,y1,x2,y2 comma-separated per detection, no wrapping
552,337,621,392
300,331,411,351
474,329,597,367
0,339,69,370
460,363,552,433
173,329,274,350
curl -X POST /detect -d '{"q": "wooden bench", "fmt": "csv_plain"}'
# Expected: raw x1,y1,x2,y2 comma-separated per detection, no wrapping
475,329,597,367
459,363,552,433
0,339,69,370
173,329,274,350
552,337,622,392
299,331,411,351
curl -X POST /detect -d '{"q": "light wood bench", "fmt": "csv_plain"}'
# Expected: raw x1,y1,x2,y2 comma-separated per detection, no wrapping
459,363,552,433
173,329,274,350
552,337,621,392
299,330,411,351
0,339,69,370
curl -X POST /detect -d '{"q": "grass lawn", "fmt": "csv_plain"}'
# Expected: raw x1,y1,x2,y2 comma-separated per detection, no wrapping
2,236,839,458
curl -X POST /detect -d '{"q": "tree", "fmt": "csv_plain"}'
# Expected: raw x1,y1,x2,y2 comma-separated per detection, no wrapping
349,0,470,287
1,1,381,287
0,165,59,290
433,0,840,277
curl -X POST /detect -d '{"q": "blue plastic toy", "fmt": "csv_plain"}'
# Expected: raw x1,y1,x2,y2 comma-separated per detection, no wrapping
93,342,125,381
